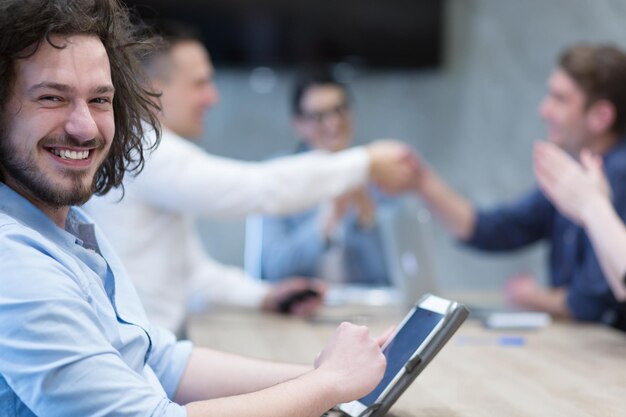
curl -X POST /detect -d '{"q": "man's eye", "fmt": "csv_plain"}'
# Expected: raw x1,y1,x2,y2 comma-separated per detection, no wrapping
92,97,112,105
40,96,62,102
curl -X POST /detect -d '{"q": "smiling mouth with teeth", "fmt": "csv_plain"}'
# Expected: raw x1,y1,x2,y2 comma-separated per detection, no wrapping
49,148,91,161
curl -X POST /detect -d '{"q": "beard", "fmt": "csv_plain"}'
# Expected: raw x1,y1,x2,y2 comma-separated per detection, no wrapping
0,133,105,209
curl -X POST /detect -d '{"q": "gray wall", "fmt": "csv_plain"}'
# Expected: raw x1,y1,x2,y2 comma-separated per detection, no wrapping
196,0,626,291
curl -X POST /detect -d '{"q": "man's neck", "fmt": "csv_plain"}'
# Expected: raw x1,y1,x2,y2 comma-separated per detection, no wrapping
585,132,620,156
156,116,182,140
37,204,69,229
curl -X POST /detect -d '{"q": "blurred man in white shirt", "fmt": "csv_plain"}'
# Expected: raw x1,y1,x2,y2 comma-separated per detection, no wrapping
86,21,417,336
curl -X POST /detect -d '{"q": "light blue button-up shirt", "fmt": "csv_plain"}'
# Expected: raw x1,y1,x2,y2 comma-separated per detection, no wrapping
0,183,192,416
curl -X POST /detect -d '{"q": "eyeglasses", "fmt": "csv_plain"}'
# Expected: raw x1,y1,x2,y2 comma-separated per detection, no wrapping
299,102,350,124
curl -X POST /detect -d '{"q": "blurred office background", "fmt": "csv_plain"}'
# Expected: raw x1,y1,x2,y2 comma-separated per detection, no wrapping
124,0,626,292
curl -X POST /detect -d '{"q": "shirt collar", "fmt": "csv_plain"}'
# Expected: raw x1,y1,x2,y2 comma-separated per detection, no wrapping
0,182,94,250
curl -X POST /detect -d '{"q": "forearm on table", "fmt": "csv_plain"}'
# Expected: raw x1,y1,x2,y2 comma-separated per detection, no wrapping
175,347,311,404
184,369,337,417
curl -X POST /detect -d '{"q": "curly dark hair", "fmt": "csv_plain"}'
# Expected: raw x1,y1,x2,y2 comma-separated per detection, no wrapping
0,0,161,195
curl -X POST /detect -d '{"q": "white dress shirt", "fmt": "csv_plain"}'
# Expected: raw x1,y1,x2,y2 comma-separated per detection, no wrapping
85,127,369,332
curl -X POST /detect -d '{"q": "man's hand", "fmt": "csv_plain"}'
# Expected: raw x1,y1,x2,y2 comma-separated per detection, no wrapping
366,140,418,194
318,195,351,239
350,187,376,228
504,273,570,317
534,141,610,225
407,151,434,193
318,187,377,238
504,273,544,309
313,322,386,403
262,278,326,318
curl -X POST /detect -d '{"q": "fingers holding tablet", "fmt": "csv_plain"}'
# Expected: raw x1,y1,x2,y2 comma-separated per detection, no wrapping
314,322,387,403
338,294,468,417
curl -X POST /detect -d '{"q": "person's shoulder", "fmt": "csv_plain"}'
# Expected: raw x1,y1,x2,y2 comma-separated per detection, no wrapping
605,141,626,174
0,213,88,296
0,214,54,257
0,214,56,273
0,210,82,264
0,211,35,238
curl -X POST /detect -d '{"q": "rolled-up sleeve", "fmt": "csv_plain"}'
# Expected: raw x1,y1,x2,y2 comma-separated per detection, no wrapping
464,189,555,251
147,326,193,399
0,226,188,417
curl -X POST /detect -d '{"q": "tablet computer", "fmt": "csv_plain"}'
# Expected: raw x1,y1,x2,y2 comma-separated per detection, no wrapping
337,294,468,417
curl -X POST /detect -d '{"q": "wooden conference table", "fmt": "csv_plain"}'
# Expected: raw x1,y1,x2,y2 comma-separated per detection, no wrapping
188,301,626,417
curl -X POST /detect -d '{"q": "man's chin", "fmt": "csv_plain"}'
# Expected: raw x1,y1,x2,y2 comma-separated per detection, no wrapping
32,177,95,208
41,193,90,209
546,135,567,148
548,138,581,157
545,133,559,143
326,139,351,153
180,124,204,140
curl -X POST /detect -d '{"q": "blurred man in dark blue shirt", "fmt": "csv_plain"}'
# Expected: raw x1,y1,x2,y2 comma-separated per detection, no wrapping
411,43,626,329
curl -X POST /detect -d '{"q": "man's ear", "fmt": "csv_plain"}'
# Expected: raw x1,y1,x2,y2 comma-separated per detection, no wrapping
587,99,616,134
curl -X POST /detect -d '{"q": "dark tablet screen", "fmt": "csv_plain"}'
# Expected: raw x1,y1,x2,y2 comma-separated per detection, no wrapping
360,307,444,406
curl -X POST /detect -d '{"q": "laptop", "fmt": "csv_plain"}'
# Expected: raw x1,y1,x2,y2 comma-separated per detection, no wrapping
323,198,435,308
379,197,439,309
379,198,551,329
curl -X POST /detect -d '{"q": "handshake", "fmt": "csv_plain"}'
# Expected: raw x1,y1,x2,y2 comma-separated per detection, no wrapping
365,139,429,194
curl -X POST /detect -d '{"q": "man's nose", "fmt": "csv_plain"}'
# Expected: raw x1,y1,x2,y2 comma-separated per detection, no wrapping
65,101,99,142
322,111,342,132
202,83,220,109
538,97,551,121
